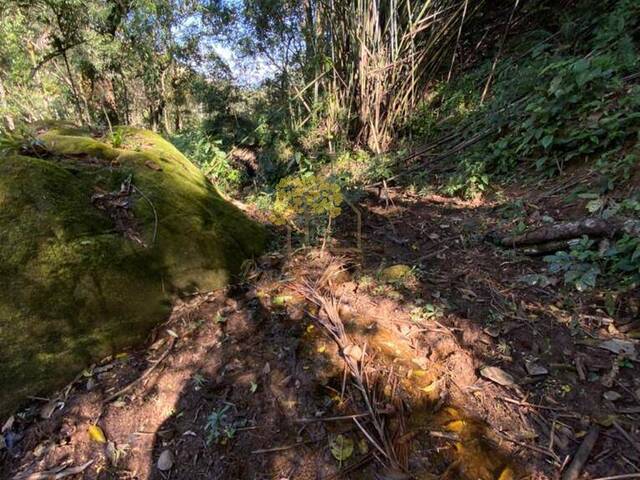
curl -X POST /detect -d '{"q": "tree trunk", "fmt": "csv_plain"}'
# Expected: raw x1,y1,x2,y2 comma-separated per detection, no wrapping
61,48,90,124
174,106,181,132
0,77,15,131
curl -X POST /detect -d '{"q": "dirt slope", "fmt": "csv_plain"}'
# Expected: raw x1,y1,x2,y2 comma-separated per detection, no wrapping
2,173,638,479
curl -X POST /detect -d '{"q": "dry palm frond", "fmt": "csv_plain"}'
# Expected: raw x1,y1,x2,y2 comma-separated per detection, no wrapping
293,276,405,471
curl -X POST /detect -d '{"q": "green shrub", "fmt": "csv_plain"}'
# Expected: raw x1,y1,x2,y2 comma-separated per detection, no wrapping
545,234,640,291
171,128,243,192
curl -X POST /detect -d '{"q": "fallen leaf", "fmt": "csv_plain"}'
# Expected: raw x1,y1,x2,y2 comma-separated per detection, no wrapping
445,420,466,433
480,366,515,386
2,416,14,433
419,381,439,394
377,468,411,480
157,449,174,471
343,344,363,361
272,295,292,306
106,441,118,465
88,424,107,443
166,329,179,338
524,361,548,376
484,326,501,338
33,441,52,458
412,356,429,369
358,438,369,454
603,390,621,401
330,435,354,462
497,467,515,480
598,339,637,360
13,460,94,480
595,414,617,427
518,274,555,287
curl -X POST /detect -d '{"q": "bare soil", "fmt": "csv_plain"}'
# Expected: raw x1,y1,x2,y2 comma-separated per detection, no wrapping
1,172,639,480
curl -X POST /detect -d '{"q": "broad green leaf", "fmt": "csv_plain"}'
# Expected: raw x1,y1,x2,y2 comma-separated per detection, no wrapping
540,135,554,149
330,435,354,462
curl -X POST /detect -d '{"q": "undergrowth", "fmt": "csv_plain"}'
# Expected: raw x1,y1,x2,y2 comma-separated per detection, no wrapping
408,0,640,198
171,129,243,193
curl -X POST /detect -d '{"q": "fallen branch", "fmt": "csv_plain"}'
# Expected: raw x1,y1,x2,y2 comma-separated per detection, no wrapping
500,396,570,412
14,460,93,480
252,440,316,454
562,426,600,480
494,218,640,248
592,475,640,480
295,280,402,470
294,412,372,423
498,431,560,463
612,420,640,456
518,239,579,256
104,337,175,404
132,183,159,245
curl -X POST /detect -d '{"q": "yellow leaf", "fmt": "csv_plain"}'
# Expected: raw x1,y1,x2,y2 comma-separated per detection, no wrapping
498,467,514,480
419,381,438,394
317,344,326,353
272,295,291,306
443,407,460,419
306,324,315,333
88,424,106,443
445,420,466,433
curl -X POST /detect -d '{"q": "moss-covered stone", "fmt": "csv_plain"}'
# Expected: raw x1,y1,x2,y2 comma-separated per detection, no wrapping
0,125,266,415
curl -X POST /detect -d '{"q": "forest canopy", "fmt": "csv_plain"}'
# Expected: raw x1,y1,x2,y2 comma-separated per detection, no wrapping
0,0,480,152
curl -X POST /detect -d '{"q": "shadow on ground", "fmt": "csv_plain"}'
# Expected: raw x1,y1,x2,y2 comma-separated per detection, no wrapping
3,185,639,479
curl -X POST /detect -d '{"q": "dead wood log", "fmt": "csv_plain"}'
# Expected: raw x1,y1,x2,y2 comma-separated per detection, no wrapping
518,239,579,256
495,218,640,248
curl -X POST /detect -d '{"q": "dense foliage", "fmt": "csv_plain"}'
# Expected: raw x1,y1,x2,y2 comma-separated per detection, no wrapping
407,0,640,197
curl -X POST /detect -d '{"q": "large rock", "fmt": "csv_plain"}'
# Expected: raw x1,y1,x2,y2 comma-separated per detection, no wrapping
0,124,266,414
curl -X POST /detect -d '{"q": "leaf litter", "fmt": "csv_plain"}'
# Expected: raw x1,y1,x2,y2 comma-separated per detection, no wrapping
2,179,640,479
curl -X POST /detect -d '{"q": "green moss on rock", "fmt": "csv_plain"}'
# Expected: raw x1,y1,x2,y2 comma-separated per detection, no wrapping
0,125,266,415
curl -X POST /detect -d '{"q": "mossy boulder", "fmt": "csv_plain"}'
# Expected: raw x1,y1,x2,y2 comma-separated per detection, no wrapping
0,124,266,415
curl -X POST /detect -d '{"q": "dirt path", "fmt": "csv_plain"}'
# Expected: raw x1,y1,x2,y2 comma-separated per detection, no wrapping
2,183,639,480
